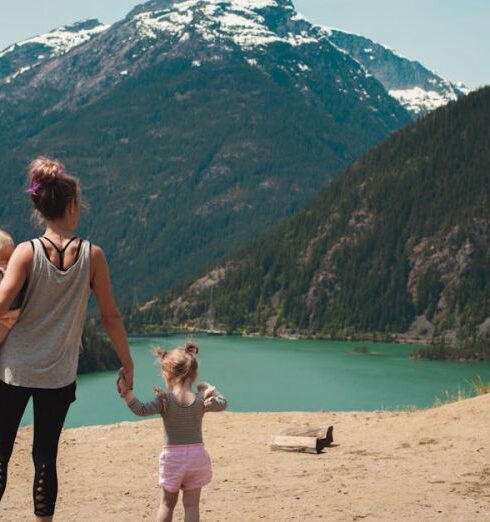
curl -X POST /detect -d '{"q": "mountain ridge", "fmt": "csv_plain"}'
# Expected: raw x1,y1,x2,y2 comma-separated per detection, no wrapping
0,0,468,118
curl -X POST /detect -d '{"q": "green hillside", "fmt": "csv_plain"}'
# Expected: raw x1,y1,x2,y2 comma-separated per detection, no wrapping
137,87,490,355
0,56,409,300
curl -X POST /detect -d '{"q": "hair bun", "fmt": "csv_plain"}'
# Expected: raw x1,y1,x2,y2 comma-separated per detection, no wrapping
28,157,66,186
185,342,199,355
154,347,169,360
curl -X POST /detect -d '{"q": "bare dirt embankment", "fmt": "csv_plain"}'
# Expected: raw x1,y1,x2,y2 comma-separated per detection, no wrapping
1,395,489,521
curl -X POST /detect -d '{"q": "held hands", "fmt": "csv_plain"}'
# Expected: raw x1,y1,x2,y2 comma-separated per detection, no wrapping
120,364,134,390
117,368,132,398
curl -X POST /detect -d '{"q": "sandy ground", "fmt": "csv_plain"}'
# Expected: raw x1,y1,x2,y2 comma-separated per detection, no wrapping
1,395,489,521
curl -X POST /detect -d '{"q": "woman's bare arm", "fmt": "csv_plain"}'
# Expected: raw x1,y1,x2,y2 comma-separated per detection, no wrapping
0,242,32,316
90,244,134,388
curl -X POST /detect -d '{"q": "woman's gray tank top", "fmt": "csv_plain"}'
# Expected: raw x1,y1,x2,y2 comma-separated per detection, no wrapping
0,238,91,388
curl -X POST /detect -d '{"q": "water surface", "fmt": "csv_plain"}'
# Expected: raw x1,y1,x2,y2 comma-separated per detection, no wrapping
20,335,490,428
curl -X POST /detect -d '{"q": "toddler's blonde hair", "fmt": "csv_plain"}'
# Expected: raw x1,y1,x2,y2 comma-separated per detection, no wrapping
155,342,199,387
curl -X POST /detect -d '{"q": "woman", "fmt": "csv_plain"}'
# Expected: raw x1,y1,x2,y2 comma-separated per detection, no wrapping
0,157,134,520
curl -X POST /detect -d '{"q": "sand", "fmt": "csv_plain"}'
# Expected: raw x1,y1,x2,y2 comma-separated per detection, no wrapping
1,395,489,521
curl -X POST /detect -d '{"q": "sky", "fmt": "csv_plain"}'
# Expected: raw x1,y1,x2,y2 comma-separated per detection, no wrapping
0,0,488,88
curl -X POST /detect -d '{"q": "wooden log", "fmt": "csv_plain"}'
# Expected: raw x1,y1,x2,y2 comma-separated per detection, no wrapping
270,426,333,454
271,435,319,454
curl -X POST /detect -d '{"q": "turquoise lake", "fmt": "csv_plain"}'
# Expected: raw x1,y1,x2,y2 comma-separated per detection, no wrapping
20,335,490,428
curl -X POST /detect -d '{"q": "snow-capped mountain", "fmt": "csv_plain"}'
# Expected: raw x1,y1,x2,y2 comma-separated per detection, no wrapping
0,19,108,85
326,28,469,116
0,0,467,117
0,0,413,299
0,0,413,126
0,0,470,299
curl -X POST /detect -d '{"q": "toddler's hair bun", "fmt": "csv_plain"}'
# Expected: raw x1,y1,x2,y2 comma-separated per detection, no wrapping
29,156,66,185
154,347,169,361
185,342,199,355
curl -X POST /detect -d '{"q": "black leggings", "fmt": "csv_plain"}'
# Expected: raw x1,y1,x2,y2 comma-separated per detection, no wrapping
0,379,76,517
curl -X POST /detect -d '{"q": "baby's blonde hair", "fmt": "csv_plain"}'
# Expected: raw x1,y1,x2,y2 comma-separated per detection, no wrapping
155,342,199,387
0,230,14,260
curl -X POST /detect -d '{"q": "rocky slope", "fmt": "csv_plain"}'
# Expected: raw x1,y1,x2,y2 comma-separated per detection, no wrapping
326,28,469,116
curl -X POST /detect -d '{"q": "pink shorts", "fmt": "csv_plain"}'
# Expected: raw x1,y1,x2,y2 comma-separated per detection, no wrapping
158,443,212,492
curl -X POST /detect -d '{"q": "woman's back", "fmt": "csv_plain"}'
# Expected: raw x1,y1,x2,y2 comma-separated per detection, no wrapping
0,238,91,388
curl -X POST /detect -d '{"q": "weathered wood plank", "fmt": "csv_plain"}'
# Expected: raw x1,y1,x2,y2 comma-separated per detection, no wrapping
271,435,319,454
270,426,334,454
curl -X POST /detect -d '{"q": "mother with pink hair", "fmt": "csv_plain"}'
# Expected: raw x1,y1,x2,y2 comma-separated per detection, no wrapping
0,157,133,520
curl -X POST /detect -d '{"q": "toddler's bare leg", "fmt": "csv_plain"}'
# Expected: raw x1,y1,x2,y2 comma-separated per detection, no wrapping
157,488,179,522
183,488,201,522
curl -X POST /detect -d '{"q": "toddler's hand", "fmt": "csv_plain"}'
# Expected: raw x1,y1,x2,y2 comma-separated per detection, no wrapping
152,386,168,411
198,382,217,406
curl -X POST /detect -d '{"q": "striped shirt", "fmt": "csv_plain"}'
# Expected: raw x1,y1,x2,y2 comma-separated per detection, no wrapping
127,390,227,445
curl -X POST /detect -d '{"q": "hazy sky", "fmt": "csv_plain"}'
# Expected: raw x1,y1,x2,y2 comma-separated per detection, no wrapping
0,0,488,88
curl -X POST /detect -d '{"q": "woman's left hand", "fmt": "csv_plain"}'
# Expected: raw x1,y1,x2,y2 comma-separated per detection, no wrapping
117,368,130,397
121,364,134,390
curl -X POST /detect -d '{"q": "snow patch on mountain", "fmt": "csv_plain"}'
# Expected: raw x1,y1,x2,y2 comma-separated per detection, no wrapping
132,0,317,50
324,26,469,116
389,87,458,114
0,19,109,84
0,20,108,59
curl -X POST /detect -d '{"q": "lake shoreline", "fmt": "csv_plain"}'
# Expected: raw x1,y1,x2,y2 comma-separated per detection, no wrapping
127,327,430,346
126,329,490,362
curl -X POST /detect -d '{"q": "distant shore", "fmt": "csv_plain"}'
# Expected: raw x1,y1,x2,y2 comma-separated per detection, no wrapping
128,327,430,345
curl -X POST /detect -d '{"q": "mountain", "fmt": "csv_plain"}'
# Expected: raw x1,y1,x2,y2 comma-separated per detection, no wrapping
0,0,412,300
140,87,489,346
325,28,470,116
0,19,108,85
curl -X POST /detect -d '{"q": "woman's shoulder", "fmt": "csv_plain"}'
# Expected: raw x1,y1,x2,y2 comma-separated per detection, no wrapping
88,242,104,258
13,241,35,262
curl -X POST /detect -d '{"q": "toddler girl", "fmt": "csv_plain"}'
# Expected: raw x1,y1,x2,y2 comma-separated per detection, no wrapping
117,342,227,522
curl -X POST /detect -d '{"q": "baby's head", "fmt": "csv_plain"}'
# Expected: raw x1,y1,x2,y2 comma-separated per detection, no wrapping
155,342,199,388
0,230,15,267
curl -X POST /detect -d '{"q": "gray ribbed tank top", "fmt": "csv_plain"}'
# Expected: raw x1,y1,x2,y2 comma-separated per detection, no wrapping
0,238,91,388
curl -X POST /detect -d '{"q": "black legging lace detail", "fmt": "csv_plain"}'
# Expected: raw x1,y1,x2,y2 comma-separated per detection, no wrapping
33,461,57,517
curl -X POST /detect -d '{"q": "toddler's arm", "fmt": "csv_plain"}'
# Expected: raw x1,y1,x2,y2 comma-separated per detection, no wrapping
117,371,165,417
126,395,163,417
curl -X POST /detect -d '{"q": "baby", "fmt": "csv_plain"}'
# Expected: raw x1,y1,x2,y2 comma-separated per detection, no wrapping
0,231,22,342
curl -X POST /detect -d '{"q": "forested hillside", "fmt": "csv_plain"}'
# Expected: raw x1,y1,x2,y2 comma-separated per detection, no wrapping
134,87,489,352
